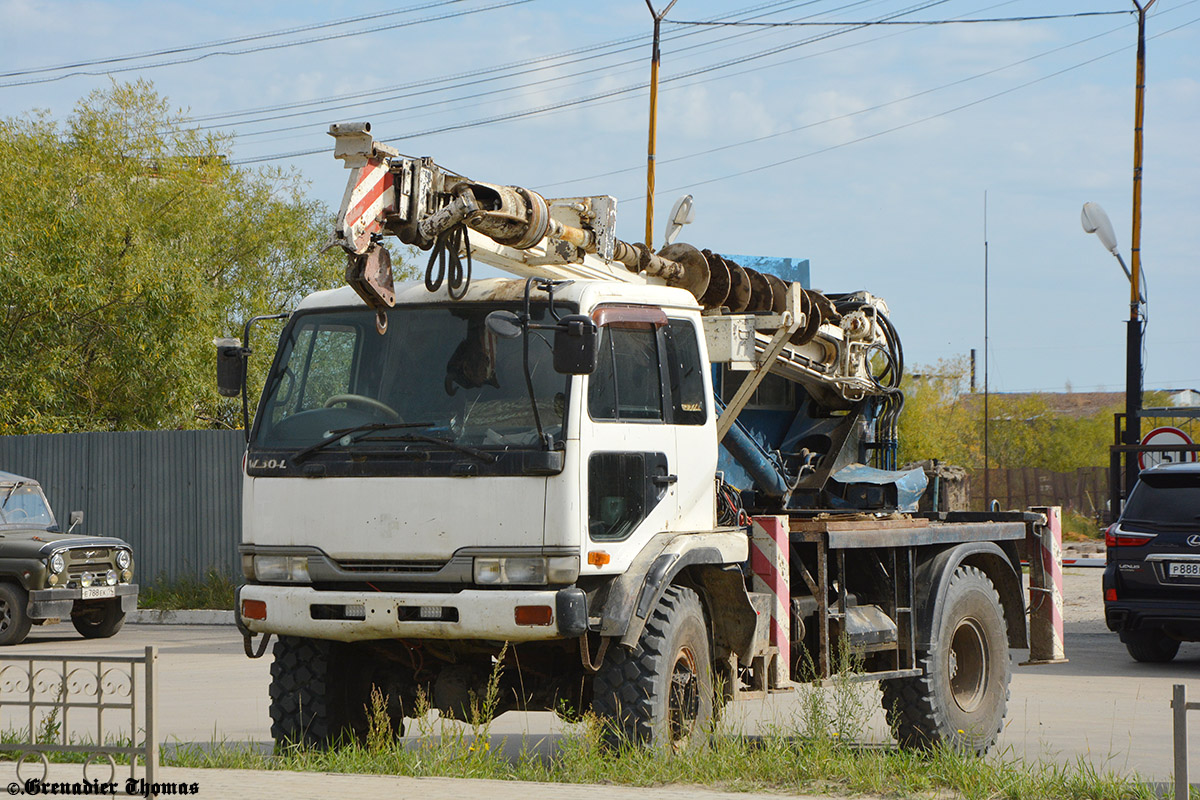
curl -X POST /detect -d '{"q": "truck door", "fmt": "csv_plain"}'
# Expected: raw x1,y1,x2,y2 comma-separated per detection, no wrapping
583,307,678,571
662,315,717,531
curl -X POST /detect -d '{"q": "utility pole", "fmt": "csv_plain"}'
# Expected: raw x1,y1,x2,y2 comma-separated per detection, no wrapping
1125,0,1155,496
644,0,679,250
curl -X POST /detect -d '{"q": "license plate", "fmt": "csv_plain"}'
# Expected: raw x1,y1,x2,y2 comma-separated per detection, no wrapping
81,586,115,600
1168,562,1200,578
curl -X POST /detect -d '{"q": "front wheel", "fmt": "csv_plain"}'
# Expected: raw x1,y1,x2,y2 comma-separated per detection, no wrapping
72,599,126,639
592,584,714,749
0,583,32,646
881,565,1010,755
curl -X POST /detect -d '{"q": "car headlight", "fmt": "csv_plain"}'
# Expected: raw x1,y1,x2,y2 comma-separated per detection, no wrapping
80,571,94,588
49,553,65,574
252,554,311,583
472,556,579,586
105,570,118,586
116,549,132,570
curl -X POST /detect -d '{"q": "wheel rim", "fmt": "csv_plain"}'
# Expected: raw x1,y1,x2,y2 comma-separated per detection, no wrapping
667,645,700,745
948,616,989,713
0,598,9,633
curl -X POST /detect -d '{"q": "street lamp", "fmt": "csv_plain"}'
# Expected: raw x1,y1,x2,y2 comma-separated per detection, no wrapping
1081,200,1146,500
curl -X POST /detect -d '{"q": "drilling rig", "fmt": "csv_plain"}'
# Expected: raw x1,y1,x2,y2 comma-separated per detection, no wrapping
224,121,1041,753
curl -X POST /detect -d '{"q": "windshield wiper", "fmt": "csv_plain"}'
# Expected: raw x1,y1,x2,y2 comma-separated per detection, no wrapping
291,422,434,463
1,481,25,509
378,433,497,463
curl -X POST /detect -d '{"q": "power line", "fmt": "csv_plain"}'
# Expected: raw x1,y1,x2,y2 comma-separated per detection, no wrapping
212,0,849,137
665,10,1132,27
184,0,833,131
230,0,953,163
536,15,1132,191
0,0,535,89
0,0,470,79
638,13,1200,201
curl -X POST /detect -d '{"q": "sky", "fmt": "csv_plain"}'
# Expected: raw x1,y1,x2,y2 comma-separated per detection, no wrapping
1,0,1197,394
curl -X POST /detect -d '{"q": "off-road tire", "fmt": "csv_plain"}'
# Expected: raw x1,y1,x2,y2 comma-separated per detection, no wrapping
0,582,32,646
1122,628,1180,663
269,636,351,748
71,599,125,639
592,584,713,749
881,565,1010,755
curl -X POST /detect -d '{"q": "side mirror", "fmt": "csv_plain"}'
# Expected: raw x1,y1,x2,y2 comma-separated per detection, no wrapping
485,310,524,339
68,511,84,533
215,337,247,398
553,315,597,375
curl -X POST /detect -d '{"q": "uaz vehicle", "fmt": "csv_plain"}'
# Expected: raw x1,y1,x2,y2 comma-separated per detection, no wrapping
1104,461,1200,662
0,471,138,645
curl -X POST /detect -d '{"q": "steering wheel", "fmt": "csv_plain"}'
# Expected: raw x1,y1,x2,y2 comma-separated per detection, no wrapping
323,394,402,421
4,508,28,522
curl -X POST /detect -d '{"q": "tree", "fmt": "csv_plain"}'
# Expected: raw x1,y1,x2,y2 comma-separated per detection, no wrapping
897,356,1127,472
0,81,392,433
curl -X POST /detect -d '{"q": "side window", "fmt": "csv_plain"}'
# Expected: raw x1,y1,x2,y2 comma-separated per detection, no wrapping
588,326,664,422
664,319,707,425
588,452,670,541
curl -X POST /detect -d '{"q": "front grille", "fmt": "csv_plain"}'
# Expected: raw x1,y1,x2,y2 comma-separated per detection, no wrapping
335,559,448,574
61,547,116,587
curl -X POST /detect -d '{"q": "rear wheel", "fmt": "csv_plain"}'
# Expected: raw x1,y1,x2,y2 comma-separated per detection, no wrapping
881,565,1010,755
592,585,714,749
71,599,125,639
1122,628,1180,663
0,583,32,646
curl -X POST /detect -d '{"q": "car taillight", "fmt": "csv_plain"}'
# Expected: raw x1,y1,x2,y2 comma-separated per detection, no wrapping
1104,588,1118,602
1105,525,1156,548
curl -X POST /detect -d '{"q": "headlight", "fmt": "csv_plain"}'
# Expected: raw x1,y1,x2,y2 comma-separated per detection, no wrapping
252,555,311,583
80,571,94,588
105,570,118,586
472,556,579,586
49,553,65,574
116,549,132,570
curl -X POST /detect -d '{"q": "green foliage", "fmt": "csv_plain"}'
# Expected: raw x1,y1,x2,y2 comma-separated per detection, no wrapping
0,81,368,433
898,356,1125,472
138,567,236,609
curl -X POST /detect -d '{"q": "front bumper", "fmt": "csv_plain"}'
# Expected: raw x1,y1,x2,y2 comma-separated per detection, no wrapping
240,584,587,642
28,585,139,619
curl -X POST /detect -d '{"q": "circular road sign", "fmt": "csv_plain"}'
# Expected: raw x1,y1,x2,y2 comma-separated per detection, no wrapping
1139,426,1197,471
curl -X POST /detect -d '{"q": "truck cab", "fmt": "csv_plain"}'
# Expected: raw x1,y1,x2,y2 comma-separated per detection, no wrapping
240,277,721,643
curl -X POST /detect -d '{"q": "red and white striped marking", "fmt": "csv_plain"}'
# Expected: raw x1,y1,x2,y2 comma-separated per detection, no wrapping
337,158,395,254
750,515,790,687
1025,506,1067,664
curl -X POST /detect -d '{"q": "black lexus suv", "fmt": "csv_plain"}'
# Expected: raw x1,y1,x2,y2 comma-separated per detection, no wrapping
1104,462,1200,662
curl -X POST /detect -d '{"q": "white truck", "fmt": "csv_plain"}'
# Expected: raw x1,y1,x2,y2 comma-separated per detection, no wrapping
222,122,1043,753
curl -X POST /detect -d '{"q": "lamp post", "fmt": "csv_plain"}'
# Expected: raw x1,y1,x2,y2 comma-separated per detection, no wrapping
1082,201,1145,498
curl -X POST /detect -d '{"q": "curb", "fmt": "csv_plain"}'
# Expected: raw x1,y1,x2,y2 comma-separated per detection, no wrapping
128,609,235,625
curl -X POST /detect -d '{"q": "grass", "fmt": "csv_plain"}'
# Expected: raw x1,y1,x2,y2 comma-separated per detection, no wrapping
163,649,1170,800
137,568,235,610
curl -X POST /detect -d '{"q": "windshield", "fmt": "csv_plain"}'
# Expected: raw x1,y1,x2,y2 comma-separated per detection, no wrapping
0,484,56,527
1122,471,1200,527
253,304,568,452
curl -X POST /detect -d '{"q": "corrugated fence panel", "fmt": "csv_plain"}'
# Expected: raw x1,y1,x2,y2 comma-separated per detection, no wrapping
0,430,244,584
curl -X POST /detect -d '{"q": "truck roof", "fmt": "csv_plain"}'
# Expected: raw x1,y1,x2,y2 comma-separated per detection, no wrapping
296,278,701,314
0,471,37,486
